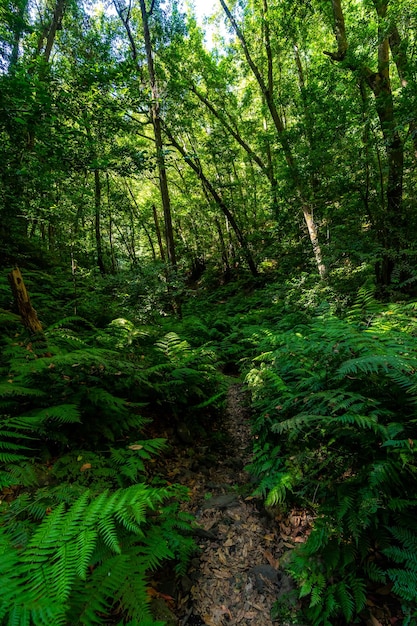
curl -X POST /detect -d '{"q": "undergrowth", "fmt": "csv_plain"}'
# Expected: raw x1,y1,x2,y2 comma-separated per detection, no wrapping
4,266,417,626
0,268,226,625
244,288,417,625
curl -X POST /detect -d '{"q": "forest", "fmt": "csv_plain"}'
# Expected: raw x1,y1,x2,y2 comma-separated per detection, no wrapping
1,0,417,624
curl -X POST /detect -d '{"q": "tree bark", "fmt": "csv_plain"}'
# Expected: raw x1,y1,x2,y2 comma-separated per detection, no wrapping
43,0,66,63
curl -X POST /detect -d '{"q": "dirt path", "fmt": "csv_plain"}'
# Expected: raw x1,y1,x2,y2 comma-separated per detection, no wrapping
164,383,310,626
151,382,402,626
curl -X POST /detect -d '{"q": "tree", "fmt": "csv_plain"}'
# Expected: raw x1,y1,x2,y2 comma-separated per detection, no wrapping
115,0,177,269
323,0,417,287
220,0,327,279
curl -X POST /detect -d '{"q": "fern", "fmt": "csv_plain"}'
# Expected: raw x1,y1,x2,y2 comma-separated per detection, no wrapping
244,294,417,624
0,306,200,625
0,484,193,625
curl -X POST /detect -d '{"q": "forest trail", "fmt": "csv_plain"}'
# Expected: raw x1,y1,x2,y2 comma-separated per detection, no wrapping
154,383,311,626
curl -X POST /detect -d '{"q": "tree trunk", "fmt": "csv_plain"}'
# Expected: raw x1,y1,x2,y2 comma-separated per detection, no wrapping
220,0,327,279
43,0,66,63
8,267,43,334
139,0,176,268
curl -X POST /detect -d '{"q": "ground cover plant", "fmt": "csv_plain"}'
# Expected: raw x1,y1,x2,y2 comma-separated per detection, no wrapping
243,289,417,625
3,263,417,626
0,270,226,626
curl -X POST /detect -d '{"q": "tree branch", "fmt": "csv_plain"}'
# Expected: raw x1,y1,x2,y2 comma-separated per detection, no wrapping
323,0,348,61
190,85,269,177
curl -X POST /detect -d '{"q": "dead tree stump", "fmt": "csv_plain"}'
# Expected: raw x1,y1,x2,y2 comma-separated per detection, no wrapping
8,267,43,334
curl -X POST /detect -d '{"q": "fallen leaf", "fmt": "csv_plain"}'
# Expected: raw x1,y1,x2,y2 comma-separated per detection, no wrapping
264,550,279,568
224,537,235,547
211,605,232,622
217,549,227,565
80,463,91,472
128,444,143,450
147,588,174,603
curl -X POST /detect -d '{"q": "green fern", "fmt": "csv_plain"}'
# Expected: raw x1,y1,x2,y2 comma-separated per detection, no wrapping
0,484,193,625
245,294,417,625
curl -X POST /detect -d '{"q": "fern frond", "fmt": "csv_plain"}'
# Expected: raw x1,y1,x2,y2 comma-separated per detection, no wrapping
29,404,81,424
265,472,294,506
46,316,97,332
0,383,45,398
0,482,193,624
386,568,417,601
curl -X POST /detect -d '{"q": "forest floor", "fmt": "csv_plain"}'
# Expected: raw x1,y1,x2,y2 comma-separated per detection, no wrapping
150,383,312,626
149,382,402,626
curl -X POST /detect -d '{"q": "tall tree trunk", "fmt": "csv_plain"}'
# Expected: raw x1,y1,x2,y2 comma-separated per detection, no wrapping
324,0,405,286
94,169,105,275
220,0,326,279
43,0,66,63
139,0,176,268
164,126,258,277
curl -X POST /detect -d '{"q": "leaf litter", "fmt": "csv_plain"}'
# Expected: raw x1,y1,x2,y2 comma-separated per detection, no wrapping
151,383,312,625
